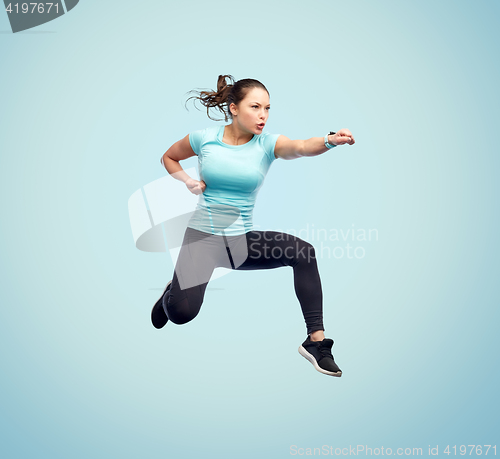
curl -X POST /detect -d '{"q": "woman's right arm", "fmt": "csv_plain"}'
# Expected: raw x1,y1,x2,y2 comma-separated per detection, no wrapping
161,134,206,195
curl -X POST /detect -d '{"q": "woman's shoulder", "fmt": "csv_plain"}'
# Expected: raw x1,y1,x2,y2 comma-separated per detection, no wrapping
189,125,221,154
257,131,281,146
257,131,281,162
258,130,280,140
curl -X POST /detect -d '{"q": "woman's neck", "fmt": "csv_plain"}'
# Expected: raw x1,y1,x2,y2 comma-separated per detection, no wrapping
223,123,254,146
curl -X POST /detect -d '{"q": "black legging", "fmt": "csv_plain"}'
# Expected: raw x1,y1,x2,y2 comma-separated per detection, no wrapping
163,226,324,335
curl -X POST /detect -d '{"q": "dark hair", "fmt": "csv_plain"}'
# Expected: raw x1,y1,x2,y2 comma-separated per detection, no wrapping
185,75,269,122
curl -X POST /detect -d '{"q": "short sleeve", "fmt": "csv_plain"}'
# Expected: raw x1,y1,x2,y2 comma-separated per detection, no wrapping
189,128,208,156
260,132,280,163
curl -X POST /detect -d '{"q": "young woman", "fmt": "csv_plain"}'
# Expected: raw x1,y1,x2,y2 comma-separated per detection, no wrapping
152,75,355,377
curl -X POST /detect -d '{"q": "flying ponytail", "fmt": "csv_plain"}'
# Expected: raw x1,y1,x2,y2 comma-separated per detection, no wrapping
185,75,269,122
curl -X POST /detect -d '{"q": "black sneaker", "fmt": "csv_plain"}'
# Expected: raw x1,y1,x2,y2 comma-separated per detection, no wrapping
151,280,172,329
298,336,342,377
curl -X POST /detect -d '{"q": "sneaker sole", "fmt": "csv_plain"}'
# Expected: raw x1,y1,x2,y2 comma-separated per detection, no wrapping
298,345,342,377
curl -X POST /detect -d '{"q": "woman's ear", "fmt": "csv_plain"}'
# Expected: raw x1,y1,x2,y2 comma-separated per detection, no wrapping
229,103,238,117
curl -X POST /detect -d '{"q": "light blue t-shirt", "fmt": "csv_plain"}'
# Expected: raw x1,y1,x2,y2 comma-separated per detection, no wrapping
187,125,280,236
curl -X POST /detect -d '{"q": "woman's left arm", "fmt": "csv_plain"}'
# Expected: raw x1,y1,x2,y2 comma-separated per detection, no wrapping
274,128,355,160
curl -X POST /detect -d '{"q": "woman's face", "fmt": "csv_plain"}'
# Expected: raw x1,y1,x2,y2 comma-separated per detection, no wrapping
230,87,270,135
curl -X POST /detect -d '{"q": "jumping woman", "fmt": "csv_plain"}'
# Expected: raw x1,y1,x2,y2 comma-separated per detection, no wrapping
152,75,355,376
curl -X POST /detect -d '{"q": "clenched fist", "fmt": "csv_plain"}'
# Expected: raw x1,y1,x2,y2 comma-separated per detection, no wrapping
185,178,206,195
332,129,355,146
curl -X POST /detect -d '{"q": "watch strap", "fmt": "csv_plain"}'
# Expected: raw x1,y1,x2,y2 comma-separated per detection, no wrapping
324,131,337,149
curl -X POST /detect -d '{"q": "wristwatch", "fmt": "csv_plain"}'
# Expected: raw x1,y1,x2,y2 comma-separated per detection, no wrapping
324,131,337,149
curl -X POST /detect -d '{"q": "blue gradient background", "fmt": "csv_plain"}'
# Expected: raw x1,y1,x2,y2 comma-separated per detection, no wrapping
1,1,499,458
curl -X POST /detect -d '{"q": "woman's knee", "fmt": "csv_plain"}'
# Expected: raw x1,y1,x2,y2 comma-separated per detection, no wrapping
164,296,202,325
289,237,316,263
